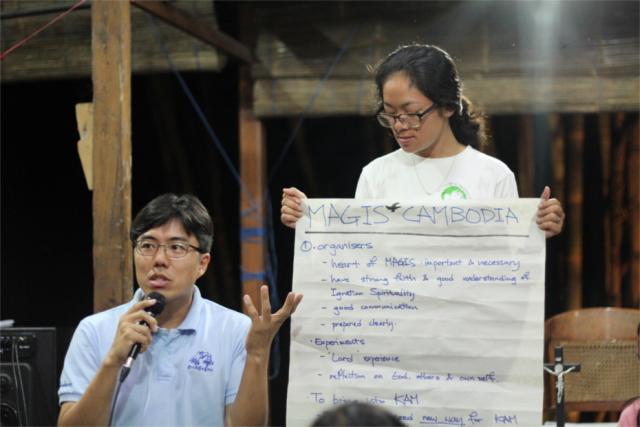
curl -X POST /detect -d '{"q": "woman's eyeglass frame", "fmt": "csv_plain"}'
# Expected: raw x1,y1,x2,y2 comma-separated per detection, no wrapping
376,103,438,129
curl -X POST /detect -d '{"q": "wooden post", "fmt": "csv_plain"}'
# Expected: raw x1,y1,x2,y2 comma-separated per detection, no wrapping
549,115,565,208
239,5,265,311
598,114,612,298
567,115,584,309
239,74,266,310
610,113,627,307
92,0,133,312
518,115,535,197
548,114,566,314
626,116,639,307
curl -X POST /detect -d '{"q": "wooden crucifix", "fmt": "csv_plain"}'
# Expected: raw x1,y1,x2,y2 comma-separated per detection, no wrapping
544,345,581,427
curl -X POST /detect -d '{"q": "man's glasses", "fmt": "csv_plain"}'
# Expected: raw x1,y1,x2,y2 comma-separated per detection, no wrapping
134,240,205,259
376,104,438,129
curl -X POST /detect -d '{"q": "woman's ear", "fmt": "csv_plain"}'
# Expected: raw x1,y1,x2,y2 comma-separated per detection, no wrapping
442,107,455,119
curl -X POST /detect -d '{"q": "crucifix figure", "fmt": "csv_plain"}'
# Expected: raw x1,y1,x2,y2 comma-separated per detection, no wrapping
544,345,581,427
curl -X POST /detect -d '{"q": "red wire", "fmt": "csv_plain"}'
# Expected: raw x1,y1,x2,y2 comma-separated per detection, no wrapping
0,0,88,61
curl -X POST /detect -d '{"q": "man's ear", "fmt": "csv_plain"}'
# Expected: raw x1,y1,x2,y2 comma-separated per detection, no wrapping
197,253,211,277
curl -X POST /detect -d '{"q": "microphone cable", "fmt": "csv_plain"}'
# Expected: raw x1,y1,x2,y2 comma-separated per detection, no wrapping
107,368,127,427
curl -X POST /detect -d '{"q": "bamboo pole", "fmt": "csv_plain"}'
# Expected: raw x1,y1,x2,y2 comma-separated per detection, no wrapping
566,115,584,310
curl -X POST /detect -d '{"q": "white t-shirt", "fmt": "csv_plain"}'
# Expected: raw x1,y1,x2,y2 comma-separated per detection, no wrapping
354,146,518,201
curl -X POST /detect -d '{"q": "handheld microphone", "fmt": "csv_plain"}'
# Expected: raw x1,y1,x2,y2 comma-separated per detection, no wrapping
119,291,166,382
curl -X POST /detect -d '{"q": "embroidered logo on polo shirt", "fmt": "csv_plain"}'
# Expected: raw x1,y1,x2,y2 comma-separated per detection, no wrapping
187,351,214,372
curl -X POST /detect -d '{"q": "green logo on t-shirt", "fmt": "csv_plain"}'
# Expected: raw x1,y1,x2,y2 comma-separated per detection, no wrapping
441,185,468,200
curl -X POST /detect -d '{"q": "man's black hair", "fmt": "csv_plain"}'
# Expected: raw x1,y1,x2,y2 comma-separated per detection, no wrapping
130,193,213,252
311,402,406,427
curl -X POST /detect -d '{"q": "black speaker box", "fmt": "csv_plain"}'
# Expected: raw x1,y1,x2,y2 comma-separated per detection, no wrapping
0,327,57,426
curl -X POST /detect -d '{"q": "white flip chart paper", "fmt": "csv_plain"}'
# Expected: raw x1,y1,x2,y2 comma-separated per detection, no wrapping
287,199,546,427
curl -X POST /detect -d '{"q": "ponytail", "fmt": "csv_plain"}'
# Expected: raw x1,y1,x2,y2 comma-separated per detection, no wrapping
448,96,486,150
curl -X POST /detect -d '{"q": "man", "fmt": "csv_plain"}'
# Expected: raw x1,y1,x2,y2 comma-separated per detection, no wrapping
58,194,302,426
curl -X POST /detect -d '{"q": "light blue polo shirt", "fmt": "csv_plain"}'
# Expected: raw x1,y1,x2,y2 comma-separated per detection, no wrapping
59,286,251,426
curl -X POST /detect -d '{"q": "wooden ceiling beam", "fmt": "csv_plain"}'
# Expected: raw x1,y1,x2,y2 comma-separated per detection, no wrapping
130,0,253,64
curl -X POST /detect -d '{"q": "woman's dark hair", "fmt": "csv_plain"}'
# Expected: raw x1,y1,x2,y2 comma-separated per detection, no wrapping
311,402,406,427
130,193,213,252
374,44,486,149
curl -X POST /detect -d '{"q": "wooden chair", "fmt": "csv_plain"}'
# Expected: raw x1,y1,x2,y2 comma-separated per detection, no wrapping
544,307,640,413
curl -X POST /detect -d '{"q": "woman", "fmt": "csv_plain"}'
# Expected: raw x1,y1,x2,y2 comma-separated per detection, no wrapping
281,44,564,236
